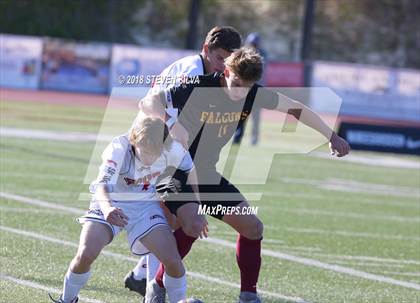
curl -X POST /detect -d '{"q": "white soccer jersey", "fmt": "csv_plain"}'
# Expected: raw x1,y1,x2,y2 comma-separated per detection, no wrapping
151,54,205,92
147,54,206,120
89,134,193,202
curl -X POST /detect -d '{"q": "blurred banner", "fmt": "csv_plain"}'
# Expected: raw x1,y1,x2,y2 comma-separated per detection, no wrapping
265,62,304,87
311,61,420,122
41,38,111,94
110,44,195,96
0,34,42,89
338,122,420,155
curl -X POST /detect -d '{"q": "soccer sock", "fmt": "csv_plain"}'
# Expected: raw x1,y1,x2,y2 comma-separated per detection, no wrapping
163,272,187,303
146,253,160,283
236,234,262,293
156,228,197,287
62,269,91,303
132,256,148,280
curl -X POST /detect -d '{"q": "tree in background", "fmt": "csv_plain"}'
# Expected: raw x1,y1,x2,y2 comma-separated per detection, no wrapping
1,0,418,68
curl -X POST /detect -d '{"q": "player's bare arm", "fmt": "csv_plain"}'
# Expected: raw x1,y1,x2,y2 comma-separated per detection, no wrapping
139,93,190,148
186,167,208,238
275,92,351,157
94,184,128,227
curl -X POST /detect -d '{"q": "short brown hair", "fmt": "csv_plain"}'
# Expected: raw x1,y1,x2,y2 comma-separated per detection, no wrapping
205,26,242,52
130,117,172,155
224,47,263,82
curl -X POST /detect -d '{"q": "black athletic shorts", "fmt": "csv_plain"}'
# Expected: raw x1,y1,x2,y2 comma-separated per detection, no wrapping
164,170,246,220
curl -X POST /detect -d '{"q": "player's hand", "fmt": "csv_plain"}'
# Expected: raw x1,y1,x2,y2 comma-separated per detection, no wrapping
170,122,189,149
199,217,209,239
103,207,128,227
329,132,351,157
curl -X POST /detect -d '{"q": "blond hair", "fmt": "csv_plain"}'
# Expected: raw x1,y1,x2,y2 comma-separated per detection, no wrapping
224,47,263,82
130,117,172,155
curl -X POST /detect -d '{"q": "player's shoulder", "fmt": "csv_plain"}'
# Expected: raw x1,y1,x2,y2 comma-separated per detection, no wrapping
195,72,223,87
162,54,204,77
166,140,186,156
108,134,130,151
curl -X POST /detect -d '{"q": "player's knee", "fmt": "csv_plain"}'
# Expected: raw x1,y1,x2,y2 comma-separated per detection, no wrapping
244,218,264,240
75,245,100,267
161,255,184,276
255,219,264,238
182,217,204,238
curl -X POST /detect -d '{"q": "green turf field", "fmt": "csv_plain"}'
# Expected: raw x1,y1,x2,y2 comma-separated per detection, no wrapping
1,99,419,303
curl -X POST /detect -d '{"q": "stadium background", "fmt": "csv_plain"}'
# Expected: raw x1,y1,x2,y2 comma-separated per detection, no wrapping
1,0,419,302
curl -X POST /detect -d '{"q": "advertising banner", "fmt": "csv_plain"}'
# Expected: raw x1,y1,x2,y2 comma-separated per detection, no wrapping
41,38,111,94
338,122,420,155
110,44,195,96
0,34,42,89
311,61,420,122
265,62,304,87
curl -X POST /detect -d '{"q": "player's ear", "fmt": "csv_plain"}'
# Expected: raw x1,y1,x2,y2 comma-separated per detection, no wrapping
203,44,209,55
224,68,230,77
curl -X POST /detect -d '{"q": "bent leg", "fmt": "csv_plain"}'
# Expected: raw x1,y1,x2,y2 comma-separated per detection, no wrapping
140,225,186,303
62,221,112,302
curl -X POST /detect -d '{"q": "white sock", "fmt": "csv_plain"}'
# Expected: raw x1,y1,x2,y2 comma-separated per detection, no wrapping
132,256,147,280
163,272,186,303
146,253,160,283
62,269,91,303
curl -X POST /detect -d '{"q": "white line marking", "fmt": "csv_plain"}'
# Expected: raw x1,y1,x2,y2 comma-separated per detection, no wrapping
275,207,419,223
0,274,104,303
283,227,420,241
264,190,418,209
0,226,306,302
6,172,82,182
372,271,420,278
3,126,419,170
3,191,420,291
281,177,419,198
0,207,62,214
0,127,112,143
297,252,420,266
0,192,83,215
310,151,420,170
202,237,420,291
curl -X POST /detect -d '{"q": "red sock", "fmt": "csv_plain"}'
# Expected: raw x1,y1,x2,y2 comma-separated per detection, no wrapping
236,234,262,293
155,228,197,287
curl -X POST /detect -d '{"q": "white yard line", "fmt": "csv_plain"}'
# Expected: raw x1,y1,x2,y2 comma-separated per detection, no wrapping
297,253,420,266
0,274,104,303
264,190,418,209
0,207,62,214
283,227,420,241
274,207,419,223
0,225,307,303
202,238,420,291
0,127,112,143
6,172,82,182
2,126,419,170
2,191,420,292
310,151,419,170
281,177,419,199
372,271,420,278
0,192,83,215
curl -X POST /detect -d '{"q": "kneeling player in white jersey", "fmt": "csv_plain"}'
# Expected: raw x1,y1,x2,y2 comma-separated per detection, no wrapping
125,25,242,296
49,117,199,303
